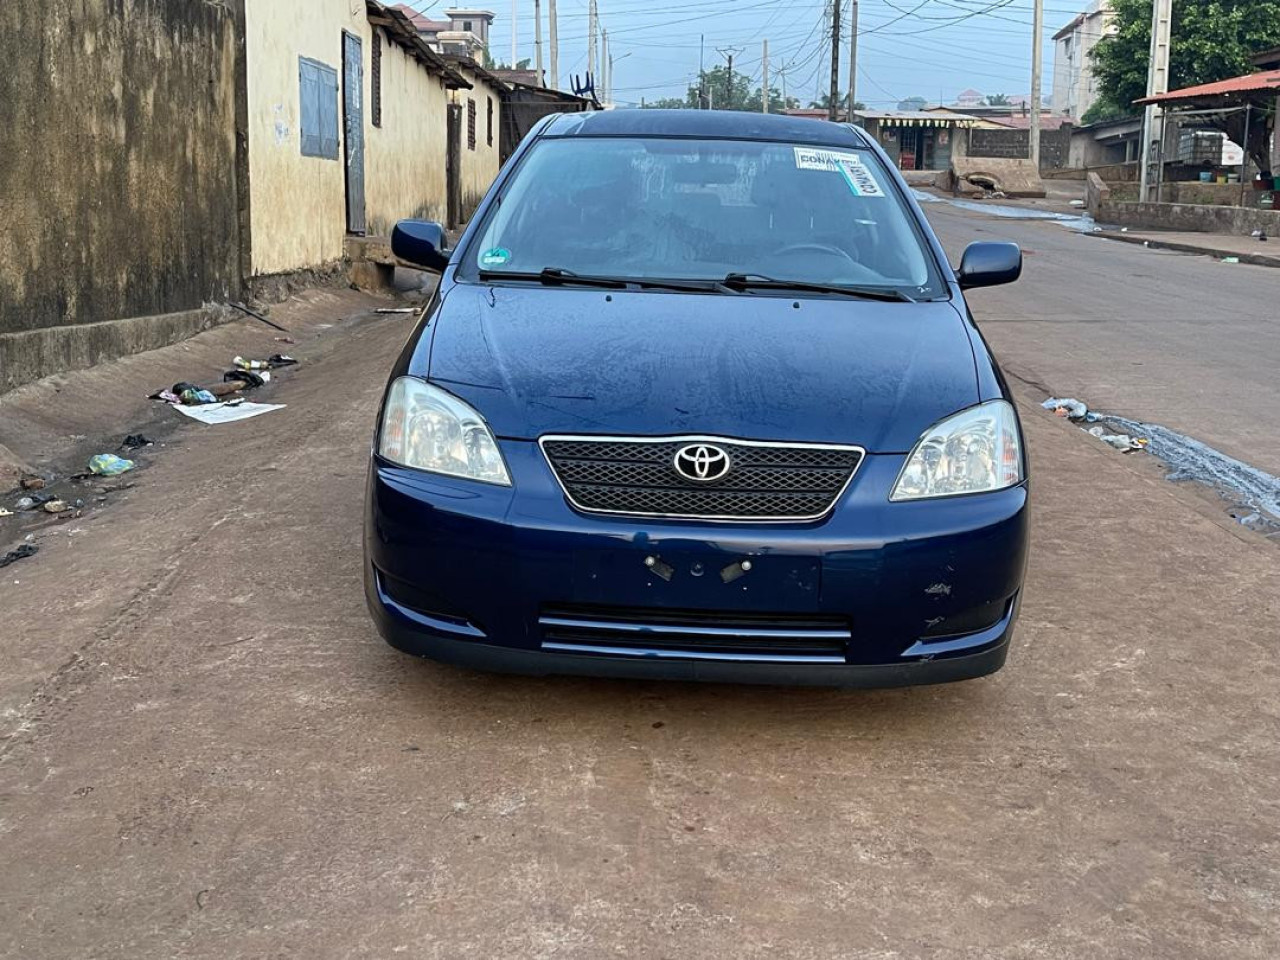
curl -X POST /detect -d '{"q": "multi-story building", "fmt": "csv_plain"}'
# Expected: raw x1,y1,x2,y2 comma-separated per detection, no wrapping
392,5,494,59
1051,1,1117,120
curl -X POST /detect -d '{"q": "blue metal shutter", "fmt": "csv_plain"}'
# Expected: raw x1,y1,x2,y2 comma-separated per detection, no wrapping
299,58,339,160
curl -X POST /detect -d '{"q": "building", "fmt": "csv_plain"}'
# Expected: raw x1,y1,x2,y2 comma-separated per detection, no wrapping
1,0,518,394
245,0,471,276
1051,1,1117,121
853,110,980,171
954,88,985,109
441,57,508,222
392,5,493,59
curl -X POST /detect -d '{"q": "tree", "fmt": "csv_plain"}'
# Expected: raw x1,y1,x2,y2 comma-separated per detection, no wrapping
984,93,1011,106
1091,0,1280,169
897,96,928,112
641,67,798,113
807,92,866,115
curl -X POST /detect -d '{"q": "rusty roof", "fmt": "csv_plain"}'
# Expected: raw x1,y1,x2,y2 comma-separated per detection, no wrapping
1136,69,1280,105
367,1,472,89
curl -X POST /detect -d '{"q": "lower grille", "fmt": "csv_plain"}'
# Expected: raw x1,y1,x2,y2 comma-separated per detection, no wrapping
540,604,851,662
540,435,864,521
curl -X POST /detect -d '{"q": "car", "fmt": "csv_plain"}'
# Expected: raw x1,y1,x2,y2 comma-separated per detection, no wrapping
365,109,1028,688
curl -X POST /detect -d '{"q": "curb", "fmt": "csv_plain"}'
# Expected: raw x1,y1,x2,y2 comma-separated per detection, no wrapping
1084,230,1280,269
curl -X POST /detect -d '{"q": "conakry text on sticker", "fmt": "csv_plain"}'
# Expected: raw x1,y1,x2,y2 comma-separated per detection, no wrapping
793,147,885,198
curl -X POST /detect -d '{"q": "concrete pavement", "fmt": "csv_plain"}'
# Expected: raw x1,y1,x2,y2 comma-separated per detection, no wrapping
1087,228,1280,269
1,269,1278,957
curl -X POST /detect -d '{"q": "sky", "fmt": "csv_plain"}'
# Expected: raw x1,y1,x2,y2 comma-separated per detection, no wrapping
399,0,1088,107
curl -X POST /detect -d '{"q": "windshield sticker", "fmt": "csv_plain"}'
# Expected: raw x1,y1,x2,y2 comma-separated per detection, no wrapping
479,247,512,267
794,146,860,171
793,147,885,198
837,158,885,198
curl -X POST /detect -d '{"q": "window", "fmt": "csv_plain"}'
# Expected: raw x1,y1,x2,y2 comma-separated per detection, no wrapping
462,20,473,31
299,57,339,159
486,97,493,147
372,31,383,128
467,98,476,150
465,137,944,299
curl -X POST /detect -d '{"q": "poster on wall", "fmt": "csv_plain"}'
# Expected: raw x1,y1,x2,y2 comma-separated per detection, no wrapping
938,129,950,146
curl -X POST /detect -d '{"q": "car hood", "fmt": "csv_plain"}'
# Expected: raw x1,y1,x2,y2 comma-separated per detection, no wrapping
424,284,979,452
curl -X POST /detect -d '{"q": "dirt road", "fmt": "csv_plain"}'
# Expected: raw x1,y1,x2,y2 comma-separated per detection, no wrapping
1,279,1278,957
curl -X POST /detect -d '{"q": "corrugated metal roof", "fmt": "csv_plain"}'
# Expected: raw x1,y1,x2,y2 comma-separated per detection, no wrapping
1137,70,1280,105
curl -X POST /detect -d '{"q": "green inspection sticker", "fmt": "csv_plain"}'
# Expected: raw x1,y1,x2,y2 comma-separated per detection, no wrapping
480,247,512,266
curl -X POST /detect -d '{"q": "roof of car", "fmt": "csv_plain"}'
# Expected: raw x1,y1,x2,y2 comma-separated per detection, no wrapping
542,109,872,147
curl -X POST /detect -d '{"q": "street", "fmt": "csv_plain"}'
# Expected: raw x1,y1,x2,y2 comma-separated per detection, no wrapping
924,199,1280,476
1,201,1277,959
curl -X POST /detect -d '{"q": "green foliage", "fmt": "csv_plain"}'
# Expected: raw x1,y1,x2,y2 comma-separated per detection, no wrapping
641,67,798,113
897,96,928,111
984,93,1011,106
1092,0,1280,111
1080,98,1129,125
807,92,865,113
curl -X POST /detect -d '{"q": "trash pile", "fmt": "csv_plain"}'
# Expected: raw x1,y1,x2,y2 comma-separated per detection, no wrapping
1041,397,1149,453
149,354,296,425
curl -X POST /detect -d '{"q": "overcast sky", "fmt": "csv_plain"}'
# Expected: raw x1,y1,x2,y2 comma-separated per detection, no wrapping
404,0,1085,107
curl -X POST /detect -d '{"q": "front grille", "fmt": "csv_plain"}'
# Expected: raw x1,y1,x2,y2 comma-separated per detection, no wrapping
540,604,851,661
540,435,864,521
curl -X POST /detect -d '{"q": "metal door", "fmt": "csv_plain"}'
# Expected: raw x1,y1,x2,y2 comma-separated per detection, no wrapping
342,32,366,235
446,103,463,229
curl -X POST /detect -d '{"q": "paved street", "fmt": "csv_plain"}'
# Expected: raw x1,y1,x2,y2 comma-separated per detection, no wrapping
923,199,1280,476
2,231,1279,957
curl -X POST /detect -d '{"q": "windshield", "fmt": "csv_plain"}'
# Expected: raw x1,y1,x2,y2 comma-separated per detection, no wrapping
464,135,943,298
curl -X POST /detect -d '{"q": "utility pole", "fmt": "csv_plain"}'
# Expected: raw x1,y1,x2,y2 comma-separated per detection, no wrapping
1140,0,1173,201
534,0,544,86
699,34,706,108
548,0,558,89
511,0,517,68
847,0,858,122
602,28,609,105
779,66,788,110
716,46,741,111
828,0,842,121
762,39,769,113
1029,0,1043,169
587,0,598,86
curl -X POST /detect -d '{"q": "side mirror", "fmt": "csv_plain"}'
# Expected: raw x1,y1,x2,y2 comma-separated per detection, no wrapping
956,242,1022,290
392,220,450,272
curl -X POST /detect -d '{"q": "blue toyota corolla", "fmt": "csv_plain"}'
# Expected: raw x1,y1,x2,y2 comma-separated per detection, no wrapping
365,110,1028,687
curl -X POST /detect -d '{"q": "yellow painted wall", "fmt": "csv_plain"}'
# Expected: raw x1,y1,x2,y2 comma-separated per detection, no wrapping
245,0,451,275
245,0,357,275
452,69,504,220
365,31,450,237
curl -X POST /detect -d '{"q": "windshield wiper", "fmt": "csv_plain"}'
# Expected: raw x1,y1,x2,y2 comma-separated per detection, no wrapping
479,267,738,294
722,273,913,302
478,267,627,289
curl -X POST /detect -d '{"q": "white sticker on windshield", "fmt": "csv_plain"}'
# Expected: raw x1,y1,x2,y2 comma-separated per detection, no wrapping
837,157,884,198
793,147,885,198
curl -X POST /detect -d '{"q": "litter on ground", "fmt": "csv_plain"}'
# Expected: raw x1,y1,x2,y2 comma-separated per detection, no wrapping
171,401,286,425
0,544,38,568
1041,397,1102,422
89,454,135,476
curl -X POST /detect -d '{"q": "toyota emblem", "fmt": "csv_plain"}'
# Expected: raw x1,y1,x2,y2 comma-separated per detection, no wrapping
673,443,732,483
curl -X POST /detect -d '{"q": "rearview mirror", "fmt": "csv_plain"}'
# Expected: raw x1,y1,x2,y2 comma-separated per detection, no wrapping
392,220,450,272
956,242,1022,290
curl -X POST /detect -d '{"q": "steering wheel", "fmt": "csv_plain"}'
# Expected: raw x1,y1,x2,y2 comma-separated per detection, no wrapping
773,242,858,264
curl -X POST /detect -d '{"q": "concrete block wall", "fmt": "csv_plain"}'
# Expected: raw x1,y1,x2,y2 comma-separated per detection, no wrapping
1097,200,1280,235
0,0,246,393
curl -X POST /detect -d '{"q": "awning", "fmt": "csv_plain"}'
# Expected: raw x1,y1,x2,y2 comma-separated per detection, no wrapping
1136,70,1280,106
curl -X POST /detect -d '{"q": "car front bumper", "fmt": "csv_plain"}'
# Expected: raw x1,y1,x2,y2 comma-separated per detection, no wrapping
364,440,1029,688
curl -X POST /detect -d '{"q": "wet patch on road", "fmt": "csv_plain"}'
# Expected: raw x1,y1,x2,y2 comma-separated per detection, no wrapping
914,190,1098,232
1042,396,1280,537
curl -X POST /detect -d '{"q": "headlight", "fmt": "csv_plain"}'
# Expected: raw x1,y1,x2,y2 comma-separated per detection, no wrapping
891,400,1023,501
378,377,511,485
